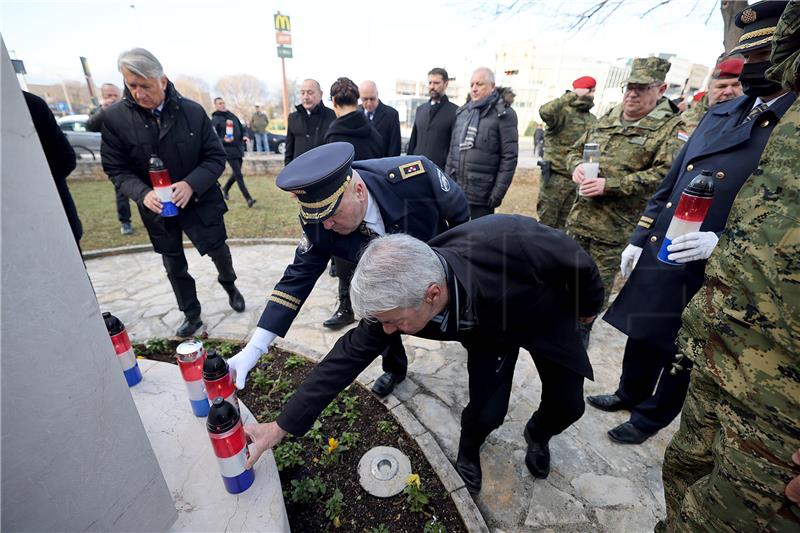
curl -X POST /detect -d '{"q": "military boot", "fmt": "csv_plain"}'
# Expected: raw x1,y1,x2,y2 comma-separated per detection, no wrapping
455,436,483,494
323,295,354,329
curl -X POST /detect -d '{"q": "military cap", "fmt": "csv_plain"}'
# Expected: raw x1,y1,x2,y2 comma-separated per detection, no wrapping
276,142,355,223
625,57,671,85
730,0,789,55
573,76,596,89
712,57,744,79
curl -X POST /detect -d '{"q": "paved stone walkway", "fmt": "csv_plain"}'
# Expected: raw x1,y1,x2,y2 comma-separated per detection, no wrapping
87,242,678,532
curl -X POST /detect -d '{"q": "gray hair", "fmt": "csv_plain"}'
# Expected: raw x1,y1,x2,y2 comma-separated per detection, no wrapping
473,67,495,84
351,234,446,319
118,48,164,79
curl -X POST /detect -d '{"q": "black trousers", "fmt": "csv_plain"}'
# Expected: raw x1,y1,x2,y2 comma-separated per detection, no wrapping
469,204,495,220
335,257,407,376
115,187,131,224
460,340,585,448
615,337,692,433
222,158,252,201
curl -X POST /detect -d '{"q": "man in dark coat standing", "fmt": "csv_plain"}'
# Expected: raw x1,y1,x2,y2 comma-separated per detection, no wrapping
101,48,246,337
226,142,470,399
407,67,458,168
285,79,336,164
446,67,518,219
242,215,604,495
211,97,255,207
591,0,795,445
358,80,401,157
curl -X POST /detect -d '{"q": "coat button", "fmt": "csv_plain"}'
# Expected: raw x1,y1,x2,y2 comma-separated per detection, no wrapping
650,235,658,243
389,172,396,179
666,201,673,208
715,171,725,179
686,164,694,171
760,120,770,127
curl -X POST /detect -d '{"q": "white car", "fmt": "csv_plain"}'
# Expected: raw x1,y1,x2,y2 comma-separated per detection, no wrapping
57,114,101,159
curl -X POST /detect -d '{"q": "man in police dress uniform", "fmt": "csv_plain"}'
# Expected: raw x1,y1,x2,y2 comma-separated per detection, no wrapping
227,142,470,397
243,216,604,494
589,0,794,445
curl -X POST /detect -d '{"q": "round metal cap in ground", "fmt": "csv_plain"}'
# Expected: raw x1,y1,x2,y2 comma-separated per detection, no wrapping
358,446,412,497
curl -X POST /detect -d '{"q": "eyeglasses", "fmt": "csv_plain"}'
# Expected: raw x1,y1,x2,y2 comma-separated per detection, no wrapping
622,83,659,94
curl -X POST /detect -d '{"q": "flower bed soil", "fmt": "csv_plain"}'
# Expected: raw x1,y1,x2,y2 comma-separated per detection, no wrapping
135,338,467,533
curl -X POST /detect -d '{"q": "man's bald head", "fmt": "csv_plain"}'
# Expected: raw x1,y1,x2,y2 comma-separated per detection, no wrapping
299,79,323,111
359,80,379,113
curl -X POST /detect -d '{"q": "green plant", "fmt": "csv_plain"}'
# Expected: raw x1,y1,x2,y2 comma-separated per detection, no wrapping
339,431,359,448
214,341,239,358
281,391,294,403
340,393,358,411
376,420,393,434
273,441,304,471
289,475,327,504
320,401,341,419
324,488,344,528
268,373,292,398
423,518,447,533
366,525,390,533
250,368,273,390
142,338,171,356
320,437,345,466
403,473,430,513
342,407,360,425
305,419,324,444
284,354,308,370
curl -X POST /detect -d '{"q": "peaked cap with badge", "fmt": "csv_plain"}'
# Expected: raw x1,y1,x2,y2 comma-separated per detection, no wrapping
625,57,672,85
730,0,789,55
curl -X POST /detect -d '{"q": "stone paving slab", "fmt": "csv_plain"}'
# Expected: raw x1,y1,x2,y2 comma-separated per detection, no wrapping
87,243,679,532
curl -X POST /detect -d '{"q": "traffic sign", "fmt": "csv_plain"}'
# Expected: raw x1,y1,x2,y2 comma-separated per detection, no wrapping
277,46,293,59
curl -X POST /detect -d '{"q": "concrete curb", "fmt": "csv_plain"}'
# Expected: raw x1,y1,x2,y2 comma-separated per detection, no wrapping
272,337,489,533
82,237,298,260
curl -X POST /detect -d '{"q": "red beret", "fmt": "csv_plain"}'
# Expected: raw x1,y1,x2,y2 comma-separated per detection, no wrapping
572,76,596,89
713,58,744,79
693,91,706,102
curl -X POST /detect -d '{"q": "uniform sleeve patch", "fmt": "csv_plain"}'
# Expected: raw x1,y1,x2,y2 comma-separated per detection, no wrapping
640,216,654,223
677,130,689,142
638,221,652,228
398,160,425,180
436,167,451,192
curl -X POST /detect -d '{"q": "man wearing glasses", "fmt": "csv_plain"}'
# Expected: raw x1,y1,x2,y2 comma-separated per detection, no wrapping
564,57,687,347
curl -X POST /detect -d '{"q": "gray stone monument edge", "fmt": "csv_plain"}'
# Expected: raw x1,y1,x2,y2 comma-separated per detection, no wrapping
0,37,177,531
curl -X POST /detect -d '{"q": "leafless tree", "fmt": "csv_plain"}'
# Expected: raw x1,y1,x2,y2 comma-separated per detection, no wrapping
214,74,269,121
173,75,213,111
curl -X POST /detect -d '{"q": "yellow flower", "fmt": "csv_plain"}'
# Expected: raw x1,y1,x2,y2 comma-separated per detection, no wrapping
333,516,341,528
406,473,421,488
327,437,339,454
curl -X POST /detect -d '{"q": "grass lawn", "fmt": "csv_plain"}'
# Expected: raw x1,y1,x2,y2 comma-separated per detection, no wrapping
71,169,540,252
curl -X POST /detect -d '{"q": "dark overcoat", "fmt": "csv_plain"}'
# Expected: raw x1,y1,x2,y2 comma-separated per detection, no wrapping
604,92,797,350
363,100,401,157
407,95,458,169
284,102,336,164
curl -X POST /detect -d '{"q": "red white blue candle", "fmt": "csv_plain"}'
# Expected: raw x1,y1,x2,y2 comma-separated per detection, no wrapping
203,349,239,412
207,397,255,494
102,312,142,387
658,170,715,265
148,155,179,217
176,340,210,417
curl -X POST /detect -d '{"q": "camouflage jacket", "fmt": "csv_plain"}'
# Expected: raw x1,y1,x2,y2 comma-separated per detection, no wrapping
678,97,800,417
565,97,686,245
680,94,708,136
539,91,597,177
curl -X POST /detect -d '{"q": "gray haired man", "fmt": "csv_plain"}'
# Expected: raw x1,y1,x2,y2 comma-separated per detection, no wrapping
244,215,603,494
101,48,245,337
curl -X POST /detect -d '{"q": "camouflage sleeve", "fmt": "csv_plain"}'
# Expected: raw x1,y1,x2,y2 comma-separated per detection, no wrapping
604,117,687,198
565,128,590,177
539,92,573,133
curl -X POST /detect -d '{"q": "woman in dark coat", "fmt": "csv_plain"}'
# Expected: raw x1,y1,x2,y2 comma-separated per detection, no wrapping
324,77,383,161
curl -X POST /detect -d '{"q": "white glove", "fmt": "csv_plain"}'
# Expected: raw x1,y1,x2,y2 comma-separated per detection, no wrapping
227,327,277,389
667,231,719,263
620,244,643,279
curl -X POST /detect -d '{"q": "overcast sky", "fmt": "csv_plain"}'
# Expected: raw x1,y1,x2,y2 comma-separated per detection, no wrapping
2,0,728,95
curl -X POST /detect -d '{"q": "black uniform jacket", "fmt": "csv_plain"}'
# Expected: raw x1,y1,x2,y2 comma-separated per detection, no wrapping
101,82,227,249
285,102,336,164
258,156,470,337
604,92,797,349
324,110,384,161
407,95,458,169
276,214,604,435
360,101,401,157
211,109,246,160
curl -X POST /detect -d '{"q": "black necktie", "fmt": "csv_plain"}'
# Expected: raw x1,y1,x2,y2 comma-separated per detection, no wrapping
358,222,379,240
743,102,769,123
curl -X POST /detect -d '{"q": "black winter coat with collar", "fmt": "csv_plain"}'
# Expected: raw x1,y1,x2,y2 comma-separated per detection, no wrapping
211,109,246,160
323,110,384,161
285,102,336,164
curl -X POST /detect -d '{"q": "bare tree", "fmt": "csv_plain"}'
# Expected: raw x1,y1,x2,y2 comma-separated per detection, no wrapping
173,75,213,111
214,74,269,121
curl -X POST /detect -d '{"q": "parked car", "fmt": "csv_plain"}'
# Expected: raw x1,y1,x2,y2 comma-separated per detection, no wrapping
57,114,101,159
267,131,286,154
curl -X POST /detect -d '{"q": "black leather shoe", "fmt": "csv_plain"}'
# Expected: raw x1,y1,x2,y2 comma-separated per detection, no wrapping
371,372,405,397
456,448,482,495
176,315,203,338
586,393,629,412
246,198,256,208
226,287,245,312
608,421,654,445
523,427,551,479
322,303,354,329
222,189,229,201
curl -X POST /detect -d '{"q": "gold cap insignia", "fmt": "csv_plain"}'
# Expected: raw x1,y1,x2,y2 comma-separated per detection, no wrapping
740,8,757,24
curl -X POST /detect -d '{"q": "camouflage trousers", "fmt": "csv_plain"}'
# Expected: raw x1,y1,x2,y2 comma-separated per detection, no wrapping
661,367,800,532
536,173,577,230
566,233,621,310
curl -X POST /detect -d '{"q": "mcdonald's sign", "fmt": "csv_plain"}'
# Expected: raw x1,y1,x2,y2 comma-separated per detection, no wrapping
274,12,291,32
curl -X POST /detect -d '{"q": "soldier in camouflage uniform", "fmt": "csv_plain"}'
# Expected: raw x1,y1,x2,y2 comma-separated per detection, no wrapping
681,57,744,134
536,76,598,229
660,2,800,530
564,57,687,344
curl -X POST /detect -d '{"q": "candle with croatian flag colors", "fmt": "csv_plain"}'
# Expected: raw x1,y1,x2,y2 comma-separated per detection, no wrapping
225,119,234,142
102,312,142,387
176,340,210,417
203,349,239,412
207,397,255,494
148,155,179,217
658,170,715,265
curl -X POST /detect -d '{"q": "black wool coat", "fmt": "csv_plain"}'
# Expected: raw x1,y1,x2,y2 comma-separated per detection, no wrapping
285,102,336,164
324,110,384,161
360,100,401,156
211,110,246,160
407,95,458,169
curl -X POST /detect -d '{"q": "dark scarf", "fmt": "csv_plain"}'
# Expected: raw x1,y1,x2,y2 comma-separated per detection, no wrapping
459,90,499,151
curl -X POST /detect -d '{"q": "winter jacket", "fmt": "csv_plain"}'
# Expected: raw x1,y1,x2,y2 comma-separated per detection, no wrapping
285,102,336,164
211,110,246,160
250,111,269,133
323,110,384,161
445,87,519,207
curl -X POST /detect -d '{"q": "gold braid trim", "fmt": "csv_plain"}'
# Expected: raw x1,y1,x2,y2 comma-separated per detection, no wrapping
272,290,301,305
738,26,776,42
269,295,299,310
730,35,774,53
296,175,351,208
